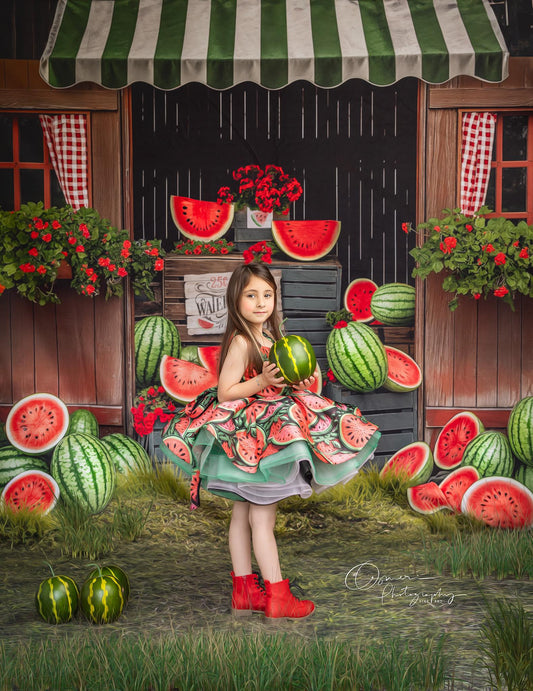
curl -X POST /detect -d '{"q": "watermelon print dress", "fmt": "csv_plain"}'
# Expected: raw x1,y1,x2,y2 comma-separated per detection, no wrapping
161,346,380,508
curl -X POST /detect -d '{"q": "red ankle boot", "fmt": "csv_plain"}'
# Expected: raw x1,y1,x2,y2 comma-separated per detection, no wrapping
264,578,315,619
231,571,267,616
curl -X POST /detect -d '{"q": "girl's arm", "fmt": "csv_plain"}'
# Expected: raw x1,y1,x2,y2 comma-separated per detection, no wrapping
217,335,285,403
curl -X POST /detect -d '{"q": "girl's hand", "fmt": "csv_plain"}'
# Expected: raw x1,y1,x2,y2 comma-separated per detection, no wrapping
292,375,315,391
261,361,285,388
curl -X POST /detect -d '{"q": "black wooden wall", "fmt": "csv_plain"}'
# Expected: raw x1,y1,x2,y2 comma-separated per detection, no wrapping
131,79,418,290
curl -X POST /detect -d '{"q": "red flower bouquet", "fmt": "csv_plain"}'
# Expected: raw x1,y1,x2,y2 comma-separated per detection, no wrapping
217,164,302,215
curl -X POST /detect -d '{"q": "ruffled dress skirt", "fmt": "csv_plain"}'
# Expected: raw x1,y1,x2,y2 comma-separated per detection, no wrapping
161,383,381,506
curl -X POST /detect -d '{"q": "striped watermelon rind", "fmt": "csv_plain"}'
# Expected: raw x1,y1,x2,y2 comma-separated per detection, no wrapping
0,445,49,488
326,321,387,393
101,433,152,475
508,396,533,467
515,463,533,493
50,433,116,514
135,316,181,388
269,335,317,384
67,409,99,438
35,574,80,624
370,283,415,326
461,431,515,478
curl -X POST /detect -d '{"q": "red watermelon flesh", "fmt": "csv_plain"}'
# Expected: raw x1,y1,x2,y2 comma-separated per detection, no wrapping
308,366,323,395
160,355,218,404
461,476,533,529
198,346,221,374
344,278,377,323
407,482,450,514
170,195,234,241
438,465,480,512
434,411,484,470
1,469,59,514
379,441,433,487
383,346,422,393
6,393,69,454
271,220,341,261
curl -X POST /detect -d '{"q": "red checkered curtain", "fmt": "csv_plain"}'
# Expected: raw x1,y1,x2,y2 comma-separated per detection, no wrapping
460,112,496,216
39,114,89,210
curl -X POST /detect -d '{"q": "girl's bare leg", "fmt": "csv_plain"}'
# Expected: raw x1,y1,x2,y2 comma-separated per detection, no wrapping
229,501,252,576
248,502,282,583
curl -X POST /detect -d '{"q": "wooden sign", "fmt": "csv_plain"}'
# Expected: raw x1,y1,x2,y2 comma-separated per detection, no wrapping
184,270,283,335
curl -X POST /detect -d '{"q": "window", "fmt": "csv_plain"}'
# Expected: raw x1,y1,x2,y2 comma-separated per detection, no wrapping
485,112,533,224
0,113,66,211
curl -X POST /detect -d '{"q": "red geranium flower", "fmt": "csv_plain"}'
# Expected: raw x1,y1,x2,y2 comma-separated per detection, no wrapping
494,286,509,297
519,247,529,259
154,258,164,271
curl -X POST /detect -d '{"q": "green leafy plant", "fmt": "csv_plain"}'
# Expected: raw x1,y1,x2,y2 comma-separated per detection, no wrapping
407,208,533,311
0,201,165,305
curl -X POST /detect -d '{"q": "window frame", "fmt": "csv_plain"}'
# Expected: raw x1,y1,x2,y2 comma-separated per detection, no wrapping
458,108,533,224
0,110,92,211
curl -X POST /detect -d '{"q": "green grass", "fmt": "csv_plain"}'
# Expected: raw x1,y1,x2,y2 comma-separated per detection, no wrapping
0,629,454,691
478,596,533,691
421,526,533,579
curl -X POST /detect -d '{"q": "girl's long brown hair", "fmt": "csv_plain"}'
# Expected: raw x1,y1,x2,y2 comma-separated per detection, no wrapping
218,263,283,376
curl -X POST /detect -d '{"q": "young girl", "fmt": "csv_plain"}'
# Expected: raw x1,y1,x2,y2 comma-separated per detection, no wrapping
162,263,380,619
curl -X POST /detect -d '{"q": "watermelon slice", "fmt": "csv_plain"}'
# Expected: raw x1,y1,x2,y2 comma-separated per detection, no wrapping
160,356,218,404
344,278,377,323
1,469,59,514
6,393,69,455
383,346,422,393
434,411,484,470
461,476,533,529
170,196,234,241
309,366,323,395
438,465,479,512
379,441,433,487
407,482,450,514
271,220,341,261
198,346,221,374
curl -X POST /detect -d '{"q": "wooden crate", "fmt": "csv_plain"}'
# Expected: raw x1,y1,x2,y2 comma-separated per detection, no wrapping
325,382,418,469
162,254,341,371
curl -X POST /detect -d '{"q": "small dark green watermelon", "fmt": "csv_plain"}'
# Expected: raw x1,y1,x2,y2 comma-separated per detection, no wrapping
80,573,124,624
36,572,79,624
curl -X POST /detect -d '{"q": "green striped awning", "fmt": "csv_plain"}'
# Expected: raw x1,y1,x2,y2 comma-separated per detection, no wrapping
40,0,509,90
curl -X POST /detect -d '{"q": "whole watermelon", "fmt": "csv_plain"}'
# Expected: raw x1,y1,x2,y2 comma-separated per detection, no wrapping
507,396,533,467
67,409,99,438
326,321,387,392
135,316,181,388
101,433,151,475
461,431,515,478
0,445,49,489
370,283,415,326
50,433,116,514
